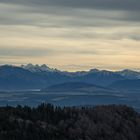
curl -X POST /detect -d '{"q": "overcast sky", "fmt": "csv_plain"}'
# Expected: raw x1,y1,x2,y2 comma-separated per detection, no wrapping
0,0,140,71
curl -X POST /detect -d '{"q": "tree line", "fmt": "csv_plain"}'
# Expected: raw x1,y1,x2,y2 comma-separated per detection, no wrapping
0,103,140,140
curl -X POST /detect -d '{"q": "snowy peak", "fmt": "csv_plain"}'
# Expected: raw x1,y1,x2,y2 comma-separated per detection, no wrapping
21,64,57,73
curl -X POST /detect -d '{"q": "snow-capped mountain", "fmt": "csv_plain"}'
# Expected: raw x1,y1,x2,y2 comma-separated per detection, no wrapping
21,64,58,73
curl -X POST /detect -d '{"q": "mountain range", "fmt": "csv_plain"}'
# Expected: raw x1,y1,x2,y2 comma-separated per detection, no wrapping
0,64,140,91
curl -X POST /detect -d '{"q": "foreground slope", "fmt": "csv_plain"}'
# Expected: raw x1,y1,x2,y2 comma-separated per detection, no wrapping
0,104,140,140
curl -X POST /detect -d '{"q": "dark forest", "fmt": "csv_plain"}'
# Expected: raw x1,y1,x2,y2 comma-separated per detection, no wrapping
0,103,140,140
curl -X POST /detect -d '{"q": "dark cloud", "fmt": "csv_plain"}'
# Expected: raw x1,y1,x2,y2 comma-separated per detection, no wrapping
0,5,139,28
0,0,140,40
1,0,140,11
0,0,139,28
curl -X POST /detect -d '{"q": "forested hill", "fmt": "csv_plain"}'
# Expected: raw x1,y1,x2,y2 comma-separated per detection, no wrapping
0,104,140,140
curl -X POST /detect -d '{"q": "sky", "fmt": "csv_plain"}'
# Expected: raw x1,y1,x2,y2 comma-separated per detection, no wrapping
0,0,140,71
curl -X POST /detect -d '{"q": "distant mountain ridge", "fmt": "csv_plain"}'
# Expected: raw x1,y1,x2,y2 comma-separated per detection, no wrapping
42,82,111,93
0,64,140,90
116,69,140,79
22,64,140,79
0,65,46,90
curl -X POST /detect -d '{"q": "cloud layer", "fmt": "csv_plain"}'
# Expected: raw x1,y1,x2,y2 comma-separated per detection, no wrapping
0,0,140,71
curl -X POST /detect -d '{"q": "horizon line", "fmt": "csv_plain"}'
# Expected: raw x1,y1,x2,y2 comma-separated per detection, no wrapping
0,63,140,73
